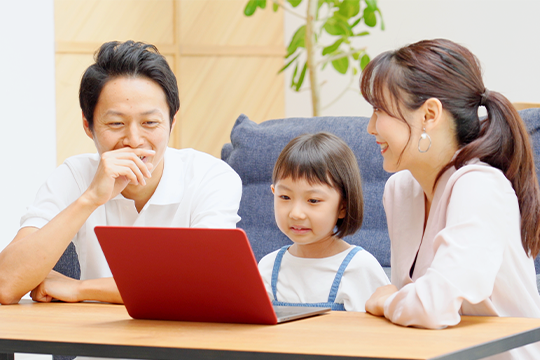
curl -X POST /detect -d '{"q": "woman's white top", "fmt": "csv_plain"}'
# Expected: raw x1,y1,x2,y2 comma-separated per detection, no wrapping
258,246,390,312
383,160,540,359
20,147,242,281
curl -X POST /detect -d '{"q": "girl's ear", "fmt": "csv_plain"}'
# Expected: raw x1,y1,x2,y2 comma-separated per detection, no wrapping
271,184,275,194
338,201,346,219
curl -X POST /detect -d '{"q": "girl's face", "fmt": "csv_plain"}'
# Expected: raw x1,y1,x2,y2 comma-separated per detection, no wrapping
366,107,423,173
271,177,345,248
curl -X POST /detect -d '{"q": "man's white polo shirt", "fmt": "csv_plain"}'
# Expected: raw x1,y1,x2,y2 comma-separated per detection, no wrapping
20,147,242,280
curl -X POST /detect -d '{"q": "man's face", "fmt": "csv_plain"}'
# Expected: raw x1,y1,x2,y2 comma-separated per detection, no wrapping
84,76,175,187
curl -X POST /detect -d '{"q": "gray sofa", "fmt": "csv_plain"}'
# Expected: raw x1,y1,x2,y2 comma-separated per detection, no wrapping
221,109,540,279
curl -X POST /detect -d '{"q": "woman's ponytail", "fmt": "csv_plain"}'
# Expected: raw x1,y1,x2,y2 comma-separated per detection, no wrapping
454,91,540,257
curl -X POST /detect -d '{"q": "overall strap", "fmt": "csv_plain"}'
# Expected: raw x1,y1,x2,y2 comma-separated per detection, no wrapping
327,246,363,302
271,245,291,301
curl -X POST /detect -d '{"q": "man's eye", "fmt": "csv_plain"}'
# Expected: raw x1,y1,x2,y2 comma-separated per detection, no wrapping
144,121,159,126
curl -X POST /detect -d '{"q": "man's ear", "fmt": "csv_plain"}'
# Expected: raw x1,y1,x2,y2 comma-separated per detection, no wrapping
338,201,346,219
170,111,178,133
82,112,94,140
271,184,275,194
422,98,443,131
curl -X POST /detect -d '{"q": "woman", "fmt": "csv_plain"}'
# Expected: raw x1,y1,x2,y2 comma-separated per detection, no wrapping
362,39,540,359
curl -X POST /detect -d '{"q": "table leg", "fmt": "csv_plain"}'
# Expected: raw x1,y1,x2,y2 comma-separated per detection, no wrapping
0,353,14,360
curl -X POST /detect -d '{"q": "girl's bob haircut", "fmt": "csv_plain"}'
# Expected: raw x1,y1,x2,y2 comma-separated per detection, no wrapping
272,132,364,238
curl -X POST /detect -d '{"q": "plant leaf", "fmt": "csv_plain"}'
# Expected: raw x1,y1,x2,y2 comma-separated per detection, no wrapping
355,31,370,36
360,53,370,70
363,7,377,27
322,38,343,56
244,0,258,16
353,67,358,75
286,25,306,57
273,2,279,11
339,0,360,18
287,0,303,7
258,0,267,9
365,0,378,11
324,17,352,36
295,62,308,91
352,51,360,60
291,63,299,88
278,53,300,73
332,56,349,74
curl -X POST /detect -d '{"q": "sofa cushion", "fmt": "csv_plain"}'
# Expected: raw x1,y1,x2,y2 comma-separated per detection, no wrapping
222,114,392,266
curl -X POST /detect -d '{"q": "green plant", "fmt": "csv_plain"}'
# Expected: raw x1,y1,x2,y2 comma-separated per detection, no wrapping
244,0,384,116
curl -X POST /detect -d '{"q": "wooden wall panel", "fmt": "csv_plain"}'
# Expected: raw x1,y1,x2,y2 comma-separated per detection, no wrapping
55,0,285,163
179,56,284,156
55,0,174,45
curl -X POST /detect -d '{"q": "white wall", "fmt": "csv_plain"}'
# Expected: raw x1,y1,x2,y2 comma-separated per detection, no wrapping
284,0,540,118
0,0,56,251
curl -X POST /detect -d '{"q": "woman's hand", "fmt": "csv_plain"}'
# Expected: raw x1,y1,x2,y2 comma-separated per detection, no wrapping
365,284,398,316
30,270,81,303
83,148,155,207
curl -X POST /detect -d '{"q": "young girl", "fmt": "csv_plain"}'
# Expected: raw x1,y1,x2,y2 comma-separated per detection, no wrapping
258,132,389,312
361,39,540,358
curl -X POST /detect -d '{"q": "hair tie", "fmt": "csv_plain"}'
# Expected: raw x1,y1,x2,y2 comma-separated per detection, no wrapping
480,89,490,106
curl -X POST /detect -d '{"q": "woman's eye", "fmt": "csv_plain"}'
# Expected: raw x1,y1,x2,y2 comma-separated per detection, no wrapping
279,195,290,200
308,199,320,204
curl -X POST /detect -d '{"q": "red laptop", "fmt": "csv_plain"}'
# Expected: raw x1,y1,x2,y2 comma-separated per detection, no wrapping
94,226,329,325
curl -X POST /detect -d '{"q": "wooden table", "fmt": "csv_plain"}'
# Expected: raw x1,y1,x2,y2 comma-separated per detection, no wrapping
1,301,540,360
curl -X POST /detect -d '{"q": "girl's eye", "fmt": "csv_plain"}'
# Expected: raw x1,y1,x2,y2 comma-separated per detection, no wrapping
308,199,320,204
279,195,290,200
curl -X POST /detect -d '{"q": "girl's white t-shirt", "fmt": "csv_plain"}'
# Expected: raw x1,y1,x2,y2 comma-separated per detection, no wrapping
258,246,390,312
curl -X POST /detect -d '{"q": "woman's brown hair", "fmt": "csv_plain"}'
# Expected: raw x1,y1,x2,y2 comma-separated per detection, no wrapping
273,132,364,239
360,38,540,257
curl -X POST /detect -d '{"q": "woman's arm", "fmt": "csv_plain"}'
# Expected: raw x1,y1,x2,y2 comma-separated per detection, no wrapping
381,167,516,328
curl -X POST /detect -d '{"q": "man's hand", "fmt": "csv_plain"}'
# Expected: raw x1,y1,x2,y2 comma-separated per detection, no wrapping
83,148,155,207
365,284,398,316
30,270,81,303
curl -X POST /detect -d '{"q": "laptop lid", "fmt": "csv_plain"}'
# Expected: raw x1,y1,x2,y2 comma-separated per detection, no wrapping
94,226,328,325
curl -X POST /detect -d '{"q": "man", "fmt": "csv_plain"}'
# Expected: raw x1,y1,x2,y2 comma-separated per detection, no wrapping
0,41,242,304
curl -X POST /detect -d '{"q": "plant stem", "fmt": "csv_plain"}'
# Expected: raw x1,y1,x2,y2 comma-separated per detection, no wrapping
305,0,320,116
316,47,367,66
270,0,306,20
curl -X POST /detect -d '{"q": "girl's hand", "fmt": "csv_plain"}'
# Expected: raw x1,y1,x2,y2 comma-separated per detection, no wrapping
365,284,398,316
83,148,155,207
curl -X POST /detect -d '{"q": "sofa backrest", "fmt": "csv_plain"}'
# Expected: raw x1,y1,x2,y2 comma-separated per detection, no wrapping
221,114,392,266
222,109,540,271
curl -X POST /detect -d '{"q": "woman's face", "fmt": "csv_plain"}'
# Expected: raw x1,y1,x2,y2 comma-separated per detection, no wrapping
366,106,423,173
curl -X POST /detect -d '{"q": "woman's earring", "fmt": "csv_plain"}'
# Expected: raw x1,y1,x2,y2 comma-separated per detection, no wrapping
418,127,432,153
